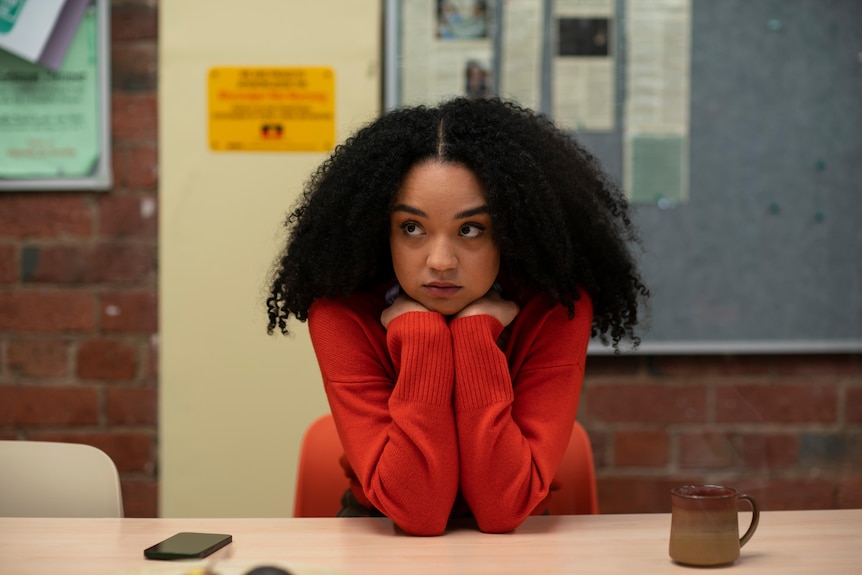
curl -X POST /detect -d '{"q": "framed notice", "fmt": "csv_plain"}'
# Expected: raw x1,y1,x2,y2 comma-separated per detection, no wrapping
0,0,111,191
208,66,336,152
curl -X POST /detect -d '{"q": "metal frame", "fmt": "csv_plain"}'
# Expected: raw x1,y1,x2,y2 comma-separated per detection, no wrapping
0,0,111,191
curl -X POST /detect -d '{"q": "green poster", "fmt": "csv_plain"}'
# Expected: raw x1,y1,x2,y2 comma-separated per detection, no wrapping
0,5,100,179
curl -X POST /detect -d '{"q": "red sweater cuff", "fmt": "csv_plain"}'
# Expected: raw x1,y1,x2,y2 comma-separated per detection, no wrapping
450,314,513,410
386,311,454,405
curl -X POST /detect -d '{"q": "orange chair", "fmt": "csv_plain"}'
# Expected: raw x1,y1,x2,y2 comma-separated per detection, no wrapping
293,414,349,517
545,420,599,515
293,414,599,517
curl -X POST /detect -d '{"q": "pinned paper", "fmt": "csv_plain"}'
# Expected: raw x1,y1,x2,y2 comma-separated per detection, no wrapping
0,0,90,70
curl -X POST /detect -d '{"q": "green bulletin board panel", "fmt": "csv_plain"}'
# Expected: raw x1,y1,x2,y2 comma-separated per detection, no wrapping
629,136,686,205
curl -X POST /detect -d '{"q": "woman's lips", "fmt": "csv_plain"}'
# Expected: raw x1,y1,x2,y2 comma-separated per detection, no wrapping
423,283,461,298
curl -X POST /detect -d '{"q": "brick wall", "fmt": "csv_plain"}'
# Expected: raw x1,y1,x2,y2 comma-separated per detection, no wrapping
581,354,862,513
1,0,860,518
0,0,160,517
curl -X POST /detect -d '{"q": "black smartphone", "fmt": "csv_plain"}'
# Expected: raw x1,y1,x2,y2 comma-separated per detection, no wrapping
143,532,232,560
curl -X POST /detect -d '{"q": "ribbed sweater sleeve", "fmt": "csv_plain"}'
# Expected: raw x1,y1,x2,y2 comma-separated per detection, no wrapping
450,292,593,533
308,297,458,536
387,312,455,405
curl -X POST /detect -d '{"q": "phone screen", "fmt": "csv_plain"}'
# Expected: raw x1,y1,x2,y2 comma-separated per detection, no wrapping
143,532,232,560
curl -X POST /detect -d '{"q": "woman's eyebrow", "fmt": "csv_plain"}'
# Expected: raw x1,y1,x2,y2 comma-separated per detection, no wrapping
454,205,490,219
392,204,426,217
391,204,490,219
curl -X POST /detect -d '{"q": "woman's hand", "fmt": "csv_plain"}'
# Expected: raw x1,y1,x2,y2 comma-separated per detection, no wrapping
381,294,432,329
454,289,519,328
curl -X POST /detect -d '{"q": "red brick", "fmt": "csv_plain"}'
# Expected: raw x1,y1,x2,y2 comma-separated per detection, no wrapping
111,144,127,189
734,433,798,470
111,43,157,92
0,195,92,238
0,386,99,426
27,432,153,473
597,477,699,514
737,477,835,510
584,428,609,468
100,291,158,333
111,2,158,42
99,194,158,237
22,243,156,285
0,292,96,332
716,382,838,423
7,339,68,377
584,384,706,424
0,244,16,282
847,386,862,423
583,355,643,377
127,146,159,189
799,432,862,471
100,432,153,473
112,93,158,141
120,478,158,518
90,244,156,284
77,339,138,381
776,355,862,377
679,432,736,469
836,475,862,508
651,355,774,377
106,387,157,425
146,334,158,379
21,245,85,283
614,430,669,467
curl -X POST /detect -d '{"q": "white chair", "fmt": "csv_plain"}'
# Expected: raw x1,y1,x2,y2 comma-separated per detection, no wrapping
0,440,124,517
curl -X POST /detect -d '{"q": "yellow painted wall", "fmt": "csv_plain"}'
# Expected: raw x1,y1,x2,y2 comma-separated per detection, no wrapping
159,1,381,516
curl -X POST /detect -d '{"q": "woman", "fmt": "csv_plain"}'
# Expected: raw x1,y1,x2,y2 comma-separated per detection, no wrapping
267,97,648,535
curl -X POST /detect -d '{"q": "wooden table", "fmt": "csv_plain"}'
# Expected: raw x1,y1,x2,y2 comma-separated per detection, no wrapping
1,510,859,575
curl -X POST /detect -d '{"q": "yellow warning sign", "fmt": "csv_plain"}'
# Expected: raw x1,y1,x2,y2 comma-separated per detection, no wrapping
208,67,335,152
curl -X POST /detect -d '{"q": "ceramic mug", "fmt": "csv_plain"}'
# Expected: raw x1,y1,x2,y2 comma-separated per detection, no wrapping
669,485,760,566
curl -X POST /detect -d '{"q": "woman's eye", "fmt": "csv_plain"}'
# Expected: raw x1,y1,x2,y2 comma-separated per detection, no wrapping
401,222,423,236
460,224,485,238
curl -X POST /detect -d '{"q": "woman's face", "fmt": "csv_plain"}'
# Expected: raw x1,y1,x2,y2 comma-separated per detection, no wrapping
390,160,500,316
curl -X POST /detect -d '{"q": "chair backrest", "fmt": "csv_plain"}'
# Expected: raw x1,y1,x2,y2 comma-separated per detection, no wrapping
294,414,599,517
546,420,599,515
294,414,349,517
0,440,124,517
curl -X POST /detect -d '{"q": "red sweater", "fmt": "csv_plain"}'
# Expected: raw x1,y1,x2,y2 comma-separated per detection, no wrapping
307,285,593,535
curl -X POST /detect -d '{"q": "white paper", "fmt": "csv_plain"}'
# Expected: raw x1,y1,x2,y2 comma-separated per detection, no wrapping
0,0,68,64
498,0,542,109
401,0,494,106
552,0,616,131
623,0,691,203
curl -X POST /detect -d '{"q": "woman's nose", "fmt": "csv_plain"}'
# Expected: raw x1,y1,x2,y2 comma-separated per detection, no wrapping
426,237,457,271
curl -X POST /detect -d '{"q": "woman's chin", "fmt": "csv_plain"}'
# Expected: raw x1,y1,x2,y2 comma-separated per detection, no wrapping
421,301,467,317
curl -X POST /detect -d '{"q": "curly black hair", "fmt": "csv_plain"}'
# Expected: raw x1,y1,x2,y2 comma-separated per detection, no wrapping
266,97,648,350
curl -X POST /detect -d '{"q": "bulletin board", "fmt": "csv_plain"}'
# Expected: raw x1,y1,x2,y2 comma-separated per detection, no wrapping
385,0,862,353
0,0,111,191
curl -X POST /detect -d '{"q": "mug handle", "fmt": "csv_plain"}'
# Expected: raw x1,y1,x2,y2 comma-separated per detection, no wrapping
738,493,760,548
